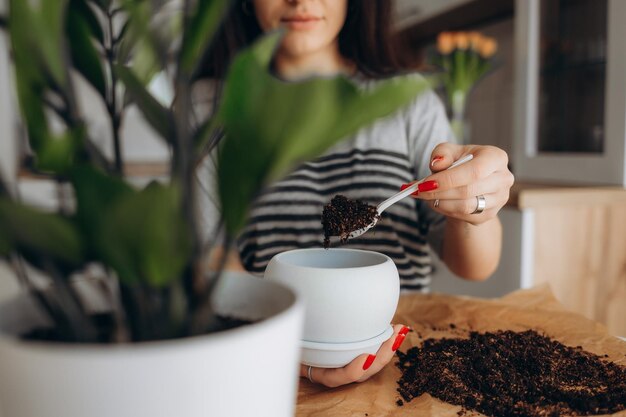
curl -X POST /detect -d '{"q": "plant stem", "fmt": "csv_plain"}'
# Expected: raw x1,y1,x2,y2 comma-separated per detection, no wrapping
119,284,146,341
84,137,116,173
450,90,467,145
175,0,204,318
106,8,124,176
189,233,231,336
42,258,98,342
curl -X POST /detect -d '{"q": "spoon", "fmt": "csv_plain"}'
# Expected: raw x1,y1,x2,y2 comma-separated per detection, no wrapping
347,154,474,239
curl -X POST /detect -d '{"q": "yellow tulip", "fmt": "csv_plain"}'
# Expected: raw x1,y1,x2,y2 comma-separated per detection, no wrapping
454,32,470,50
479,37,498,58
437,32,454,54
468,32,484,51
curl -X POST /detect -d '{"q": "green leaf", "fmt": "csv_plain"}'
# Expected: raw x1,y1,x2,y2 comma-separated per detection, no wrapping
118,36,154,96
13,66,48,151
0,199,84,269
70,165,134,258
39,0,69,87
96,183,192,287
67,4,107,97
217,33,431,234
9,0,47,87
9,0,81,175
9,0,68,88
117,1,178,85
71,0,104,44
131,37,161,86
13,56,82,174
181,0,231,72
118,0,167,70
116,19,131,44
12,70,79,175
35,128,84,173
115,64,175,143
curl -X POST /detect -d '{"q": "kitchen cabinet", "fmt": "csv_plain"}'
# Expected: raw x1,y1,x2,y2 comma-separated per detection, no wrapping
513,0,626,185
515,184,626,336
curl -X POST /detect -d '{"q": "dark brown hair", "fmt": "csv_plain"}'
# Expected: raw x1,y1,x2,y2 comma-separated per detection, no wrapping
197,0,403,80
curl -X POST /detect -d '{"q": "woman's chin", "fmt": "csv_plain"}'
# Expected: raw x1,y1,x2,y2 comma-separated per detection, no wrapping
280,36,327,59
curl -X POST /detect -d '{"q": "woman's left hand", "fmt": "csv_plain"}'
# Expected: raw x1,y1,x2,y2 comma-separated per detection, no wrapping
299,324,409,388
409,143,514,225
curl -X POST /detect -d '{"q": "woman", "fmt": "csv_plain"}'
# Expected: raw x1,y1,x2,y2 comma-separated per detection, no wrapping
199,0,514,387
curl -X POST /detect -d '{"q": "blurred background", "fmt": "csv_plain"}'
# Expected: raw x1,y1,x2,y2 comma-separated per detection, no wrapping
1,0,625,336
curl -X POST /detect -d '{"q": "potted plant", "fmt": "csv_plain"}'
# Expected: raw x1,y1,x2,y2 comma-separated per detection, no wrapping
0,1,429,416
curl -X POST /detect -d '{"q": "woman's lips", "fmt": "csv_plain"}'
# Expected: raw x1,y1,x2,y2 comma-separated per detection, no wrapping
281,16,322,30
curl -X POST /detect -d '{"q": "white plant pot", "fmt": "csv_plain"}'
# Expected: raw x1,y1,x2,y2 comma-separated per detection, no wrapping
265,248,399,343
264,248,400,367
0,272,304,417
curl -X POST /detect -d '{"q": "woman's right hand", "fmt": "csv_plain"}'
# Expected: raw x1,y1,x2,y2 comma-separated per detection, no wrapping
299,324,410,388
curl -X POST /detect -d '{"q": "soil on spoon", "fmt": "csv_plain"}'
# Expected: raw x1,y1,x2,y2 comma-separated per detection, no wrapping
321,195,380,249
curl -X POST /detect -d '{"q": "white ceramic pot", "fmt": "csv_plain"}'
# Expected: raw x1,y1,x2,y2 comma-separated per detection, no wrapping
264,248,399,344
0,272,304,417
300,326,394,368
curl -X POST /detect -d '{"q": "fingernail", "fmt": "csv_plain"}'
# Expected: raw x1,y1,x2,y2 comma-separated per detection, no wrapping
362,354,376,370
399,326,411,336
418,180,439,192
392,334,406,351
400,183,419,196
431,156,444,167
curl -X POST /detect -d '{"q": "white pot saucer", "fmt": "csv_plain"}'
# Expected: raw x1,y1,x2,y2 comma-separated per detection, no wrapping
301,325,394,368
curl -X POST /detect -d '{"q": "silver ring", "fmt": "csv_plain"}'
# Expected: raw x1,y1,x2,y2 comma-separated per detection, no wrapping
472,195,486,214
434,199,440,208
307,365,315,383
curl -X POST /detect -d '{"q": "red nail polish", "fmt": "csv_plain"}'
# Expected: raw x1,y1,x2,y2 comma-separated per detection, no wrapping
418,180,439,192
431,156,444,167
399,326,411,336
362,354,376,370
400,183,419,196
392,334,406,351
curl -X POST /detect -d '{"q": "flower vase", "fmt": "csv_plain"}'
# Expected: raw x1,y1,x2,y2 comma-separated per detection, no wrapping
450,90,470,145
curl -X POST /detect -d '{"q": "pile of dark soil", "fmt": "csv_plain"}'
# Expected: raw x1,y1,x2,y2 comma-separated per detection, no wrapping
396,330,626,416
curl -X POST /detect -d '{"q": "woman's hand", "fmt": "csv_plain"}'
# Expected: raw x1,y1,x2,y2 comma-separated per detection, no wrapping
410,143,514,225
300,324,409,388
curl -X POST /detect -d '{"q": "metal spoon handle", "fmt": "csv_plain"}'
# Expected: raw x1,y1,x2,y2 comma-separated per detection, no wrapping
377,154,474,214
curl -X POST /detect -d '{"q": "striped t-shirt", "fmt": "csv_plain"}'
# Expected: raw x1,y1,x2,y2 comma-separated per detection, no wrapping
198,74,455,292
